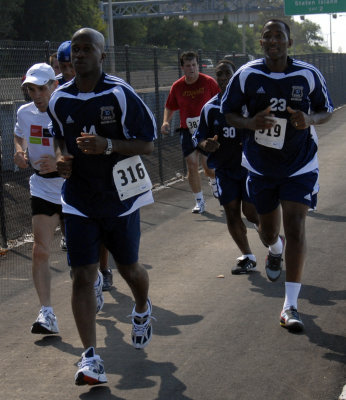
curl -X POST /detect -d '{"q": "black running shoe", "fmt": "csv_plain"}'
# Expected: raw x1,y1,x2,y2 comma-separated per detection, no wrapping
265,235,285,282
231,257,257,275
280,306,304,332
101,268,113,291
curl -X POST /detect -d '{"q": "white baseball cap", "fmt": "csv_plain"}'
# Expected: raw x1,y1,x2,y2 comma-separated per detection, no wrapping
22,63,56,86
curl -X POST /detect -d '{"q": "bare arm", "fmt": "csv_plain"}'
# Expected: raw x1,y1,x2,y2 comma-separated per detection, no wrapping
13,135,29,169
54,137,74,179
76,134,154,156
287,106,333,130
161,108,175,134
225,107,276,131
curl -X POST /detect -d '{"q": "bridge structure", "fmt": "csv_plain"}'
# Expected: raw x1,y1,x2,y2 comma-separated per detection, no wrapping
100,0,282,22
100,0,283,51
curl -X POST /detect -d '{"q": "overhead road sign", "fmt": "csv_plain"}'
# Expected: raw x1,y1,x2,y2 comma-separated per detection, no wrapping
284,0,346,15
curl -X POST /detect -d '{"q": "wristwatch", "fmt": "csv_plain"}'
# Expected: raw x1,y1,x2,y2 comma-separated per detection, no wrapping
104,138,113,155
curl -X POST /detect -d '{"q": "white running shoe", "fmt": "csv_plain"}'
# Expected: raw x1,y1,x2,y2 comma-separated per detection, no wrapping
94,271,104,314
128,298,156,349
209,178,219,198
192,199,205,214
75,347,107,386
31,307,59,334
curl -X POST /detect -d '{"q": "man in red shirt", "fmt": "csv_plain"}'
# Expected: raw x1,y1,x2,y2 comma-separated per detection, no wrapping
161,51,220,213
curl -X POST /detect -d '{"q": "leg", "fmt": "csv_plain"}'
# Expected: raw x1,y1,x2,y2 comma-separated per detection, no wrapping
200,153,215,179
32,213,60,306
185,150,202,194
99,243,113,291
99,243,108,272
281,200,309,283
242,201,259,226
224,199,252,255
257,206,281,246
117,262,149,313
71,263,99,349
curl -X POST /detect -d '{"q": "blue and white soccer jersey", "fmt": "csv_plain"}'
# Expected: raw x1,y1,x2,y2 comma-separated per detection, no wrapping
221,57,333,212
193,94,251,206
47,73,157,266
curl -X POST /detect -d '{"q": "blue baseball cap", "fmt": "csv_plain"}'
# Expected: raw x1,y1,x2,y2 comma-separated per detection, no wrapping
57,41,71,62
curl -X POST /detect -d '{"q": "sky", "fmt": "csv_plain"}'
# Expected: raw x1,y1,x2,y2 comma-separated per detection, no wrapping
293,13,346,53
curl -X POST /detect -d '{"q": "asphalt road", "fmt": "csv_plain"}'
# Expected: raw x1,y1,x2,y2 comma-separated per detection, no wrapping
1,106,346,400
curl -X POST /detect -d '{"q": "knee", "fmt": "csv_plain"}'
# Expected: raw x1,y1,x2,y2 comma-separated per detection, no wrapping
72,266,97,289
118,262,148,284
32,242,49,263
261,231,278,246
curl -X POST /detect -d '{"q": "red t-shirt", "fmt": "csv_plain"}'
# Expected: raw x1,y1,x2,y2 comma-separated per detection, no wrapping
165,73,220,129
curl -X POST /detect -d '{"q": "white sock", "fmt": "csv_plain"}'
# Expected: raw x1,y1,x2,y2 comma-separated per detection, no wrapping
269,236,283,255
237,254,256,262
283,282,301,310
42,305,53,314
194,192,204,201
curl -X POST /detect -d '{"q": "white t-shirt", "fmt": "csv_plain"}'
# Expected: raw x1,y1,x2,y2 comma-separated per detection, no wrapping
14,102,64,204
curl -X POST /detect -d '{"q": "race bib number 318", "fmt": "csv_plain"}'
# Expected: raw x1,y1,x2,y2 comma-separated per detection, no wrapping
113,156,152,200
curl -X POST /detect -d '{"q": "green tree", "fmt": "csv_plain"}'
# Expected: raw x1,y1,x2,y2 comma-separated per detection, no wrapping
0,0,24,39
145,17,203,49
199,20,243,53
114,18,148,46
14,0,106,41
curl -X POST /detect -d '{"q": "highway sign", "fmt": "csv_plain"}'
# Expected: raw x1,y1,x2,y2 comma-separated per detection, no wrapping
284,0,346,15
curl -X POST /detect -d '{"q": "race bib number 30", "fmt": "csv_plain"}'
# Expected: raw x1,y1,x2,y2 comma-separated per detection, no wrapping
254,117,287,150
113,156,152,200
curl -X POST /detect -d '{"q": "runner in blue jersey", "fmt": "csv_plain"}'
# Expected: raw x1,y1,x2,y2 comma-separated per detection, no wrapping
193,60,260,275
48,28,157,385
221,19,333,332
56,40,75,85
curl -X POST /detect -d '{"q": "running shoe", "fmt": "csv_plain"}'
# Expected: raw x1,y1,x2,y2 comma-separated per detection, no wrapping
192,199,205,214
209,178,219,198
94,270,104,314
231,257,257,275
101,268,113,292
60,237,67,251
75,347,107,386
265,235,285,282
128,298,156,349
280,306,304,332
31,307,59,334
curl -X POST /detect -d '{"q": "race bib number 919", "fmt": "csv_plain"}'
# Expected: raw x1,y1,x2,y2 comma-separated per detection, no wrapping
113,156,152,200
254,117,287,150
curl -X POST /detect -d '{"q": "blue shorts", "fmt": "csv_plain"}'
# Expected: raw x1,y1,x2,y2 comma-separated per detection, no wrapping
64,210,141,267
178,128,207,158
248,170,319,215
216,167,252,206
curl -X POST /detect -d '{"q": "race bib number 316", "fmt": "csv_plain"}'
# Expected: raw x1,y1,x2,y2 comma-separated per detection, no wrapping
113,156,152,200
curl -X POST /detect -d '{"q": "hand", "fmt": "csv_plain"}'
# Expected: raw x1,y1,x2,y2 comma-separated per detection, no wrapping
14,150,29,169
161,122,170,135
248,106,276,131
287,106,310,130
57,155,74,179
200,135,220,153
76,133,108,155
33,155,57,174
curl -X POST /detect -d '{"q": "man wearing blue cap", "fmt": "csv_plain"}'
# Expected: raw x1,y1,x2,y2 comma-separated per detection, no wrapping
56,40,75,84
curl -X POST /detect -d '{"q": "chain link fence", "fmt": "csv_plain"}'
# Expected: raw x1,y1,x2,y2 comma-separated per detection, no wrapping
1,41,346,250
